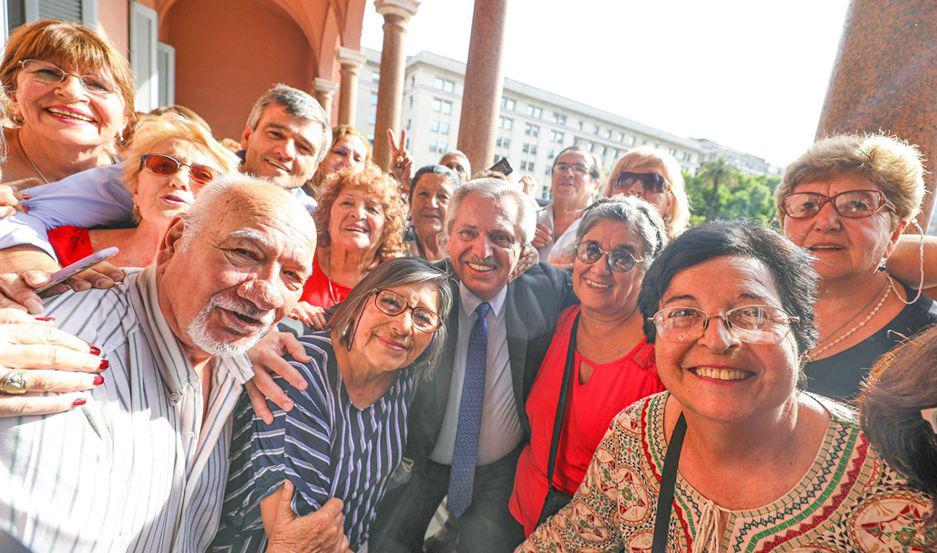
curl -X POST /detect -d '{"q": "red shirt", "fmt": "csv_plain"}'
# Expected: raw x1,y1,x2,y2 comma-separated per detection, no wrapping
47,226,94,267
300,256,352,308
509,304,665,535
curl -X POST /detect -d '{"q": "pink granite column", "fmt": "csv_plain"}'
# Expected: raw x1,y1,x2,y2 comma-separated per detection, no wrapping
312,78,338,123
817,0,937,228
457,0,507,177
337,47,367,127
373,0,420,171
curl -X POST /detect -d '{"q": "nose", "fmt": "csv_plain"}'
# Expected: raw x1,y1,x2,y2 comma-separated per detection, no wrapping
811,200,842,231
238,277,284,313
168,167,192,190
389,309,415,336
428,195,440,208
469,234,494,258
275,138,296,161
697,315,740,353
54,74,87,100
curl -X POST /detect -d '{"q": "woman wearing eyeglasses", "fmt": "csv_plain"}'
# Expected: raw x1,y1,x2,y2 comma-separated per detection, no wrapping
0,20,136,187
520,220,933,552
509,196,668,536
777,133,937,401
45,113,239,267
212,258,453,553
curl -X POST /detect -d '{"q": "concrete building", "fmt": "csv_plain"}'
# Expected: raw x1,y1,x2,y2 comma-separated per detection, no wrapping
694,138,784,176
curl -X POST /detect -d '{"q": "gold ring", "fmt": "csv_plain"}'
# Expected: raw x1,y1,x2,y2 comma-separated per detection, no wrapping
0,370,28,395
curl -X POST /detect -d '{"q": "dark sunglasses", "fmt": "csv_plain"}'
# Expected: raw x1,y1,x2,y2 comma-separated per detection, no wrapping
613,171,669,194
780,190,894,219
575,241,643,272
140,154,217,185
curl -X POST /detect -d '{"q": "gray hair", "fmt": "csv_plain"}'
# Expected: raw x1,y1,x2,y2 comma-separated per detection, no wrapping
246,83,332,164
552,145,602,180
446,178,538,246
577,196,669,263
330,257,453,376
409,164,461,205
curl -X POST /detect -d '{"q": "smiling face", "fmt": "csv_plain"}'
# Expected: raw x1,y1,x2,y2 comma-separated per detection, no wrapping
240,103,324,189
328,187,386,253
320,135,368,176
447,192,523,301
411,173,455,237
573,219,645,319
653,255,800,424
550,150,598,208
350,282,440,374
12,60,127,149
133,138,218,224
157,183,315,360
781,174,901,284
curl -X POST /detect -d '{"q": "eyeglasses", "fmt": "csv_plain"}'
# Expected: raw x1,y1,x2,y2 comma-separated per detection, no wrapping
780,190,894,219
575,241,643,272
650,305,799,344
554,162,591,176
18,59,117,96
140,154,217,185
373,289,441,333
613,172,669,194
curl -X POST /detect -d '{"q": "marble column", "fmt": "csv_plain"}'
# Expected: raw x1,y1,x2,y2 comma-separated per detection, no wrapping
816,0,937,229
337,47,367,127
457,0,507,178
312,78,338,123
373,0,420,170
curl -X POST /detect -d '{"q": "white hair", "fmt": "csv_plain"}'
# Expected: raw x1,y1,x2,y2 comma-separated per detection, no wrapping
446,177,538,246
187,292,276,357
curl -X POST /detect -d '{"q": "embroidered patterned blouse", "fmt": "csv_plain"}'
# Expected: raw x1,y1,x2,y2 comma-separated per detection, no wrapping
519,392,934,553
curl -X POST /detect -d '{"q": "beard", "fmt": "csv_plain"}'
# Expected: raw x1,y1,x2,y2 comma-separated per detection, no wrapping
186,293,276,357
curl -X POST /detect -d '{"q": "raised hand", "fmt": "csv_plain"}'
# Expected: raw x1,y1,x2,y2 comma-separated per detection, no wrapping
387,128,413,189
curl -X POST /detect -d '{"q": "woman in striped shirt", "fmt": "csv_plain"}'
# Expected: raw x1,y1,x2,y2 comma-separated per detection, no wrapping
212,258,453,552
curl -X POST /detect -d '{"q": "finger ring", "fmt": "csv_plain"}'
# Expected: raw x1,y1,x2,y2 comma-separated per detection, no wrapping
0,370,28,395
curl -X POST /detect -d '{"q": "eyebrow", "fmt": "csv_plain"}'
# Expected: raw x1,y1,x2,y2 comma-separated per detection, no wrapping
264,122,314,151
662,291,772,306
224,229,274,250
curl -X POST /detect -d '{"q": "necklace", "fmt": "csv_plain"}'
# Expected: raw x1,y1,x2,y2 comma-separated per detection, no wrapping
808,280,891,361
17,131,50,184
325,249,338,305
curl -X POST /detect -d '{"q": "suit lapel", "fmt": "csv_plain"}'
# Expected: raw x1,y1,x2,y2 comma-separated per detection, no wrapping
505,280,529,415
434,277,461,423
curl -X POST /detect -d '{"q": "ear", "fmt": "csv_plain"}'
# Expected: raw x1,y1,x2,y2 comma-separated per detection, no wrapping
240,123,253,152
157,215,187,265
884,219,909,257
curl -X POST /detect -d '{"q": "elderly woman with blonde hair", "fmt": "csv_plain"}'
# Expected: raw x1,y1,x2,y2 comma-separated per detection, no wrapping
777,133,937,400
44,112,240,268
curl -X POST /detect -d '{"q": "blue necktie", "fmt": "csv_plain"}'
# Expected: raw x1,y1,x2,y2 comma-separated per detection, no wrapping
447,302,491,517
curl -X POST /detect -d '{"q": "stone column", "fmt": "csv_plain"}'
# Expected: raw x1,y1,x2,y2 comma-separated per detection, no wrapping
373,0,420,170
312,78,339,123
337,47,367,127
457,0,508,178
816,0,937,229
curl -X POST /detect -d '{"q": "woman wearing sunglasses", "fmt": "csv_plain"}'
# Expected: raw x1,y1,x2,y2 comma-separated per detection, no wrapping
0,20,136,187
509,196,668,536
520,220,933,552
45,113,239,267
777,133,937,401
213,258,452,552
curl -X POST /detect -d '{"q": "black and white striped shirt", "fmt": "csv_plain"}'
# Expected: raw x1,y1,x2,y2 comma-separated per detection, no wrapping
211,332,416,552
0,267,252,553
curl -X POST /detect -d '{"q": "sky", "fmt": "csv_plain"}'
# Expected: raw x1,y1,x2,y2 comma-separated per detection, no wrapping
360,0,852,167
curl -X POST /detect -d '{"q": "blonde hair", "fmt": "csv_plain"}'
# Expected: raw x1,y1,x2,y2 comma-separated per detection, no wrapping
305,125,372,195
604,147,690,237
776,133,927,227
314,164,407,259
0,19,136,146
123,113,241,197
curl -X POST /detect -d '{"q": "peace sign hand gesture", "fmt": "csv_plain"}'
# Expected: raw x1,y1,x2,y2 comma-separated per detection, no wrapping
387,128,413,189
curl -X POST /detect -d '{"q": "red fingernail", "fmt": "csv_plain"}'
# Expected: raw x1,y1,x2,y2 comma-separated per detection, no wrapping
98,359,109,370
89,345,101,355
35,316,55,321
93,375,104,386
21,205,29,213
20,193,31,200
72,398,86,407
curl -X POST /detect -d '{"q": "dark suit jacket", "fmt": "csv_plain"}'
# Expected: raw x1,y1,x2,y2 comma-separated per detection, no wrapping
405,261,576,469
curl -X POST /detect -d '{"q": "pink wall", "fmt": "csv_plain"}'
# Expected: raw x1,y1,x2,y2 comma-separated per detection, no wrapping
162,0,313,140
96,0,129,57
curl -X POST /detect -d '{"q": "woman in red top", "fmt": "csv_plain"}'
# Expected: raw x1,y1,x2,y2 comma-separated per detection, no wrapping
510,196,669,535
290,164,407,327
47,112,239,268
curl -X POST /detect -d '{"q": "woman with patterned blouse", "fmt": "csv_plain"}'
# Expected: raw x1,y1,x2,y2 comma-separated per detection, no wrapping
519,220,933,553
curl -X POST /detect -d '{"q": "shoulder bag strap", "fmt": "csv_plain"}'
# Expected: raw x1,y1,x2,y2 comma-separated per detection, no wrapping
650,412,687,553
545,311,581,493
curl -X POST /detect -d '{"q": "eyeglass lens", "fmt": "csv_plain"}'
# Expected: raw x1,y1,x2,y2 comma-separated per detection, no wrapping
576,241,638,272
782,190,887,219
615,172,667,193
653,305,794,344
143,154,216,185
374,289,440,332
21,60,116,95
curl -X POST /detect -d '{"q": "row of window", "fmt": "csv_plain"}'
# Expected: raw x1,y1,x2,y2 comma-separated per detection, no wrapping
428,140,449,154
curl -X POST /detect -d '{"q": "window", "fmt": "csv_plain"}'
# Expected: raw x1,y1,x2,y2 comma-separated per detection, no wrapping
371,71,380,84
577,120,584,130
131,2,158,111
544,166,553,177
368,112,376,125
553,113,567,125
522,143,538,155
501,97,516,111
617,132,624,142
520,160,536,171
592,124,600,135
428,140,448,154
431,121,450,134
668,147,677,155
498,116,513,130
370,92,378,106
496,137,511,148
550,130,564,144
156,42,175,107
406,119,411,130
433,77,455,93
524,123,540,137
573,137,582,147
626,135,635,145
547,149,559,159
605,129,612,139
601,145,609,156
408,95,413,108
526,105,543,118
432,98,452,115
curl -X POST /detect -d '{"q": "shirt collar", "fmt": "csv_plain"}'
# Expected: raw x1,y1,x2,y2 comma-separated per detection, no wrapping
459,281,507,319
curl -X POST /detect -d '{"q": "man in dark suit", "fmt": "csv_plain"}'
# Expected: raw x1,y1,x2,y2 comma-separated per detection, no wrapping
371,178,575,552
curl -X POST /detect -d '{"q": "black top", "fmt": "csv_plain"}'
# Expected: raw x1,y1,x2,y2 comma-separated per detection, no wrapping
804,284,937,402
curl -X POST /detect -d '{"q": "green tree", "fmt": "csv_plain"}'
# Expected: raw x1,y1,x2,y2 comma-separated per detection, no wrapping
684,159,780,227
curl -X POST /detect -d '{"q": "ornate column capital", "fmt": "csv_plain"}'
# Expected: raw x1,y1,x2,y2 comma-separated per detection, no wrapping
337,47,367,72
312,78,338,98
374,0,420,22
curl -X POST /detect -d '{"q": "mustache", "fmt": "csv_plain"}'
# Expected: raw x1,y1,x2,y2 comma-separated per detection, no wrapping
465,255,498,267
211,294,276,327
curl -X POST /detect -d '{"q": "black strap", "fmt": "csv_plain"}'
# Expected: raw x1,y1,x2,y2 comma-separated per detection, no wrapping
651,412,687,553
544,312,581,496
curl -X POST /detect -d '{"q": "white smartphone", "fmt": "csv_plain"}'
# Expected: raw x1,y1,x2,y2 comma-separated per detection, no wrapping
35,247,120,298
